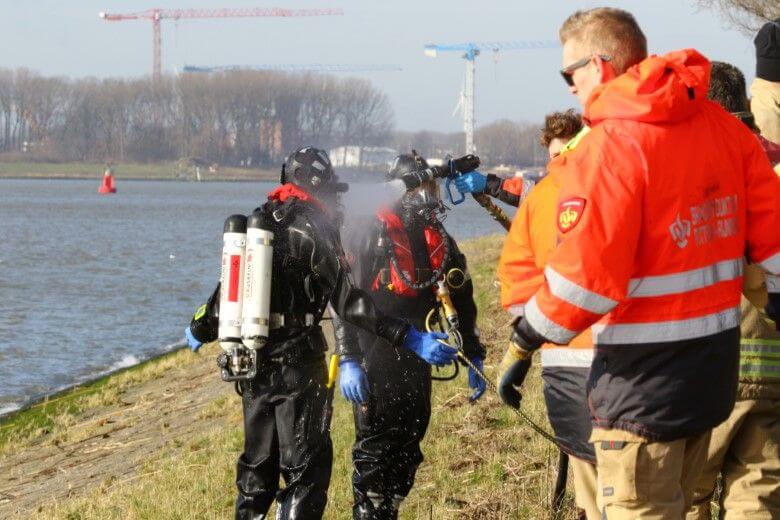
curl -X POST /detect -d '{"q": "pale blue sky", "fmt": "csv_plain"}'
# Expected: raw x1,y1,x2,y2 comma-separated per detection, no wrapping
0,1,756,131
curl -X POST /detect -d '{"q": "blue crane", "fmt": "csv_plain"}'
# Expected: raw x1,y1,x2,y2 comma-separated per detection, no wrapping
424,40,558,154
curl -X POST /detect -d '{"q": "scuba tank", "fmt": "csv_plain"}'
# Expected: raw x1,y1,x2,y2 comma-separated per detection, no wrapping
217,214,255,381
241,211,274,350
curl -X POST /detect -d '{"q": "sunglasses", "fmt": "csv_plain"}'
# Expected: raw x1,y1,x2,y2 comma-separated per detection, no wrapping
560,55,612,87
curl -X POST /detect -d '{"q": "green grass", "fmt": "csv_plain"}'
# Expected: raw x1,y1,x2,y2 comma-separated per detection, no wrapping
0,349,188,455
5,234,578,519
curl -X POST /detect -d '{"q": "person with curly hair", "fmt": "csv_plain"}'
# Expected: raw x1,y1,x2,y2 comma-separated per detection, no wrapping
453,109,584,207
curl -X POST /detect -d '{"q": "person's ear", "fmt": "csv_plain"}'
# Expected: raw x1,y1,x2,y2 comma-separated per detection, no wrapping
595,56,616,82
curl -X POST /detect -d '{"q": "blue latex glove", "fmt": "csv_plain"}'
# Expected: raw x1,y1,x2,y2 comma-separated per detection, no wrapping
453,170,487,194
467,357,487,402
339,360,369,404
402,327,458,366
185,326,202,352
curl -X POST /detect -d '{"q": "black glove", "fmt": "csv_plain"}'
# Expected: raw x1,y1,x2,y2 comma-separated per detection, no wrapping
189,283,220,344
497,347,532,409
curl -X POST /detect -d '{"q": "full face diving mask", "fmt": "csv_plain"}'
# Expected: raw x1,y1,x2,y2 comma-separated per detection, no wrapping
400,180,445,222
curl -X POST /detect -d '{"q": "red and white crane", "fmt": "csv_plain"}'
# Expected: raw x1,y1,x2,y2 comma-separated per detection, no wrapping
99,7,344,81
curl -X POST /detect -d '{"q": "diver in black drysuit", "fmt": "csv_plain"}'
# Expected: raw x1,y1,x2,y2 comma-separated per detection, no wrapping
333,153,487,520
185,147,458,520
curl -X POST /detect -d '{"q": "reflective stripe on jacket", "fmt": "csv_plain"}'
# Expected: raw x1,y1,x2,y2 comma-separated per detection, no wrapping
496,121,594,458
525,50,780,441
528,50,780,345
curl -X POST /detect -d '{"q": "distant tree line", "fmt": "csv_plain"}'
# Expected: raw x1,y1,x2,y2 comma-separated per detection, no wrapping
394,119,546,168
0,67,552,168
0,68,394,166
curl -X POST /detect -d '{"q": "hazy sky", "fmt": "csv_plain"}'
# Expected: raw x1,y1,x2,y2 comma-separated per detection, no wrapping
0,1,757,132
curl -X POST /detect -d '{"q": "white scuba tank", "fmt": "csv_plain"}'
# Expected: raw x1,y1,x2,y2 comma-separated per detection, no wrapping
241,211,274,349
218,214,247,353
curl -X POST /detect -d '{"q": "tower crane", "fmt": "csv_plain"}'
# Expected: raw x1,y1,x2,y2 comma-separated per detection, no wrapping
99,7,344,81
182,64,402,74
424,40,558,154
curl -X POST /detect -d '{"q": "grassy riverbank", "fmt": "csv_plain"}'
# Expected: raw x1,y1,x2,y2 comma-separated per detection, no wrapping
0,234,575,519
0,161,278,181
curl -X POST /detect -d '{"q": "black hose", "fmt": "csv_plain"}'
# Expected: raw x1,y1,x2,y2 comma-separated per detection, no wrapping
430,362,459,381
552,451,569,516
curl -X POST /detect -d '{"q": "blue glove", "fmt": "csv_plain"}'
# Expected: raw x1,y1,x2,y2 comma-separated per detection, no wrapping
467,357,487,402
339,360,369,404
453,171,487,194
185,326,202,352
402,327,458,366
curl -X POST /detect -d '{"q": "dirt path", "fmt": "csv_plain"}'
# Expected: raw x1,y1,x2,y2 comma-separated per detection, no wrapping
0,351,232,517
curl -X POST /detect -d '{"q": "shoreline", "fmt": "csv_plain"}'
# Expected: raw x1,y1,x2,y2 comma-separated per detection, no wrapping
0,341,187,422
0,235,573,519
0,161,280,182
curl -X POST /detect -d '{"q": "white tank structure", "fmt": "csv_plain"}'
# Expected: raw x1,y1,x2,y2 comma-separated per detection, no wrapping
218,214,247,353
241,212,274,350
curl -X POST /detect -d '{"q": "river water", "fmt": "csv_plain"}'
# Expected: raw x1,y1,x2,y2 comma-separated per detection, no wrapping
0,178,513,415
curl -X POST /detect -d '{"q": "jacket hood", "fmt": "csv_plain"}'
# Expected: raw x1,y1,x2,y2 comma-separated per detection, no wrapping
585,49,711,125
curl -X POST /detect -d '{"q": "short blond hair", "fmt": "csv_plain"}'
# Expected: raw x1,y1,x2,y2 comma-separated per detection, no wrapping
560,8,647,74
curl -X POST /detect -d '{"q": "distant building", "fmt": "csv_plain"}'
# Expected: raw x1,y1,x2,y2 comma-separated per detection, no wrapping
514,167,546,183
330,146,397,169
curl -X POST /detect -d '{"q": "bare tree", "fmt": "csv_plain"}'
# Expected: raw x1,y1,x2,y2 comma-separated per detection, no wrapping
0,68,394,164
475,119,542,167
696,0,778,35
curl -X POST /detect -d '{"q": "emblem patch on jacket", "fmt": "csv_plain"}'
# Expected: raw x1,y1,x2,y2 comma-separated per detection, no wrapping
557,198,586,233
668,213,692,248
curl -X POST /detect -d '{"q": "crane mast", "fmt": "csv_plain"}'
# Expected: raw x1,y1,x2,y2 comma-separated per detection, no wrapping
424,40,558,155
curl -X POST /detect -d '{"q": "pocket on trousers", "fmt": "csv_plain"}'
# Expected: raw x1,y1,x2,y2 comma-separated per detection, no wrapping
595,440,640,504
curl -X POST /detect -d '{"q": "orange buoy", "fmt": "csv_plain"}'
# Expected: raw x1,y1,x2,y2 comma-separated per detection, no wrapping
98,168,116,194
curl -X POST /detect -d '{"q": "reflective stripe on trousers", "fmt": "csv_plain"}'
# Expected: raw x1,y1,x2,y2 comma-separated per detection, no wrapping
739,339,780,380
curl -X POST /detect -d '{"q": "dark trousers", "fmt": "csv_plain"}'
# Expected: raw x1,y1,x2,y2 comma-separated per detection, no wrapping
351,340,432,520
235,357,333,520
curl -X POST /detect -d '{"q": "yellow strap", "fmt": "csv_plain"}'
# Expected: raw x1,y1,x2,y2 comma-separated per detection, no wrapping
326,354,339,389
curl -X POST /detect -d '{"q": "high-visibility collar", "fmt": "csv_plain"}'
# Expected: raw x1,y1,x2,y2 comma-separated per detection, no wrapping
560,126,591,155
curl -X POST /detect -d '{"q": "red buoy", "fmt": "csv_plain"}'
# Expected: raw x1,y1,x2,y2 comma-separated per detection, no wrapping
98,168,116,194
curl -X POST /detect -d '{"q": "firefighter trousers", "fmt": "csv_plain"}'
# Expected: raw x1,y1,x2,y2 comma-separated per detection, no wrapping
570,456,599,519
686,398,780,520
235,357,333,520
590,427,711,519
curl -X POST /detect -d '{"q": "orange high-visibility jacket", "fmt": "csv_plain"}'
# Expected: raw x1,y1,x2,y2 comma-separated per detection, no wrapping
498,164,596,460
525,50,779,345
520,50,780,440
498,167,593,355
